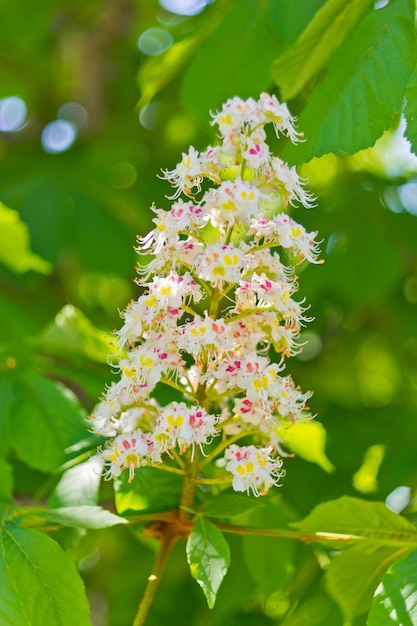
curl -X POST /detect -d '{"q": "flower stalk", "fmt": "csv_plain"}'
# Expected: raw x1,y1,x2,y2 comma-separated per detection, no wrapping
88,93,323,624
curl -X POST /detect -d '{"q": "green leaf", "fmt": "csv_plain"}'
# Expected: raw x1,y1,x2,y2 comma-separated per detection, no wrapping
284,0,417,163
292,496,416,543
278,421,335,473
404,62,417,155
39,305,116,364
272,0,373,100
0,376,13,456
181,0,282,123
5,372,87,473
39,505,127,529
138,37,197,110
114,467,183,515
270,0,328,45
48,457,103,508
0,526,91,626
186,516,230,609
0,202,52,274
325,545,405,623
199,492,263,519
0,459,13,503
367,548,417,625
242,497,295,595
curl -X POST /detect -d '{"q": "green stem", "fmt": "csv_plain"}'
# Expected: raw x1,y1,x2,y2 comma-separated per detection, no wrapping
179,450,201,523
154,463,185,476
132,527,178,626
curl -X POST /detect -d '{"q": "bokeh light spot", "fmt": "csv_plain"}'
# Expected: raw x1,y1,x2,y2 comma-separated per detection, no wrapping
58,102,89,130
399,180,417,216
139,102,162,131
386,485,411,513
0,96,27,132
41,120,77,153
138,28,173,56
159,0,209,15
108,162,137,190
165,114,197,145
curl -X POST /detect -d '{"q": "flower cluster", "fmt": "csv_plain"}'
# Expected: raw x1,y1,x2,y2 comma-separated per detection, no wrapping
90,93,321,496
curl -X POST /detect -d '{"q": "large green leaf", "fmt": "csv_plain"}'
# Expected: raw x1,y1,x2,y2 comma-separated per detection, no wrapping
0,526,91,626
367,548,417,625
292,496,417,545
181,0,282,123
284,0,417,163
404,62,417,155
38,505,127,530
5,372,87,473
270,0,327,44
325,544,408,623
272,0,373,100
186,516,230,608
0,203,52,275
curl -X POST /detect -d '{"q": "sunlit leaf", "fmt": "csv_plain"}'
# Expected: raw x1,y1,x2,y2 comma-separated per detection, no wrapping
284,0,417,163
272,0,373,100
38,505,127,529
39,305,116,364
114,467,183,515
367,548,417,625
404,62,417,155
325,545,406,622
0,202,52,274
278,421,335,473
48,456,103,508
0,526,90,626
292,496,417,544
186,516,230,608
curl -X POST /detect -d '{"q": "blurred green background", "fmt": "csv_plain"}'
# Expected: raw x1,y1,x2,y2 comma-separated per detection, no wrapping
1,0,417,624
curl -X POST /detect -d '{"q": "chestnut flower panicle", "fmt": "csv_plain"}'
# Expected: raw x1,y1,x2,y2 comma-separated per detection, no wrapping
89,93,322,496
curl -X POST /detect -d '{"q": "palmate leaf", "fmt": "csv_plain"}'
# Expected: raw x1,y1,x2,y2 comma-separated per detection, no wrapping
367,548,417,625
0,526,90,626
186,517,230,609
284,0,417,164
272,0,373,100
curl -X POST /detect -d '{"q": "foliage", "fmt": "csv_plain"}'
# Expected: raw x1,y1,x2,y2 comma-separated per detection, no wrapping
1,1,417,625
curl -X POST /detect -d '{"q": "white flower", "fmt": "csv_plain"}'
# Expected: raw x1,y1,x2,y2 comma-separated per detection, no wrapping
162,146,203,198
195,242,246,288
224,444,283,496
